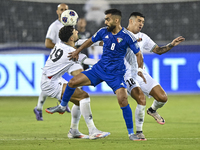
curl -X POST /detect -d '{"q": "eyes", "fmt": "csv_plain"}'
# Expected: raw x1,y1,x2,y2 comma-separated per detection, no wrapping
138,19,145,24
60,8,67,11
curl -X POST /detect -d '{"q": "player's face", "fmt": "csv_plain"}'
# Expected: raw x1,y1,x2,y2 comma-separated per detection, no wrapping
105,14,116,32
131,16,145,33
77,18,87,28
57,4,68,20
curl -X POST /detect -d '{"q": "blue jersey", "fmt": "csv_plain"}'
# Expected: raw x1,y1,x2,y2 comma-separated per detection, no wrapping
91,27,140,75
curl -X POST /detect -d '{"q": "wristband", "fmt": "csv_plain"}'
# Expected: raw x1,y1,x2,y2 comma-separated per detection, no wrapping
138,68,143,73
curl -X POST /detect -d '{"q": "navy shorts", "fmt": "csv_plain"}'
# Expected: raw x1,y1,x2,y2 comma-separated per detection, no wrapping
82,64,126,93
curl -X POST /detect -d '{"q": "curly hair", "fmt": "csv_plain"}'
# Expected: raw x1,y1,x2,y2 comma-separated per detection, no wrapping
59,26,74,42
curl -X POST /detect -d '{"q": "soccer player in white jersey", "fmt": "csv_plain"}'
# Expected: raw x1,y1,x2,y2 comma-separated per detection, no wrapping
45,3,68,49
124,12,185,139
38,25,110,139
34,3,71,119
46,9,146,141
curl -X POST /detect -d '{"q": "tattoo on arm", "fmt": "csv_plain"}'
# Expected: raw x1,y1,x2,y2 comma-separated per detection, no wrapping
154,43,174,54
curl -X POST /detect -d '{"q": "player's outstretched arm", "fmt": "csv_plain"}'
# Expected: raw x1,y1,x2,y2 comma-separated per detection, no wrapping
68,38,94,61
152,36,185,55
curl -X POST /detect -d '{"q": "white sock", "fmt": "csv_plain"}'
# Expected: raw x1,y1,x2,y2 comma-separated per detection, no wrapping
151,100,166,111
80,97,96,133
70,104,81,130
135,104,146,132
36,92,47,110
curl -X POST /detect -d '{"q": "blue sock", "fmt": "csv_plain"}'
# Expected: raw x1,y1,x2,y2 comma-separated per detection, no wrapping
60,84,76,107
121,104,134,135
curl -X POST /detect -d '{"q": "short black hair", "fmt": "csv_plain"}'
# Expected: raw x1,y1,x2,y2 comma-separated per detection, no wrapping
59,26,74,42
105,9,122,17
129,12,145,19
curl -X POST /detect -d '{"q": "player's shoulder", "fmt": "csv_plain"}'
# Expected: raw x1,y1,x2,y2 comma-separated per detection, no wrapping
122,28,137,41
56,42,75,52
136,32,153,43
97,27,107,33
49,20,62,28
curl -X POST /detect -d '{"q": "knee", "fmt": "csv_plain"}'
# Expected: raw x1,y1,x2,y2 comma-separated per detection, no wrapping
157,93,168,102
131,88,146,105
137,94,146,105
68,78,77,88
81,91,89,99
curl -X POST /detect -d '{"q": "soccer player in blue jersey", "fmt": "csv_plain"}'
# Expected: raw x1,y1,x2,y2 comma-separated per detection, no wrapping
46,9,145,141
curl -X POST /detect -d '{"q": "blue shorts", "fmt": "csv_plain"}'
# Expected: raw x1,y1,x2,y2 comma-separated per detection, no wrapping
82,64,126,93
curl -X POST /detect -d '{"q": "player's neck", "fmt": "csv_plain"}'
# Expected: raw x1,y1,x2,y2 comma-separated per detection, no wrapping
111,25,122,34
64,41,75,48
127,26,137,34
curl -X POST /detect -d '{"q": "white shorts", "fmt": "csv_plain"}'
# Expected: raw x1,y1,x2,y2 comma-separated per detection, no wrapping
40,63,83,100
125,69,159,98
124,69,140,95
40,74,68,100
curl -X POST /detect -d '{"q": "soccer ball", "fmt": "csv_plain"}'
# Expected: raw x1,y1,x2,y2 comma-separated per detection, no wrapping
61,9,79,26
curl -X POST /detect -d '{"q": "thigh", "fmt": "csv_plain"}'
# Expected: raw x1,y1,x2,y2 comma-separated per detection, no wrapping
149,85,167,102
69,73,92,87
137,71,159,97
82,68,103,86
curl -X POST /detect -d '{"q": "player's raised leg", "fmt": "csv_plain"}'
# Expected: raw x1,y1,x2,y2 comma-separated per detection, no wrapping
147,85,167,125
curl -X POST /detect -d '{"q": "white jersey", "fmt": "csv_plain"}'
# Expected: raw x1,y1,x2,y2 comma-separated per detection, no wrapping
125,32,157,71
41,42,86,99
124,32,159,97
42,41,86,77
46,20,63,44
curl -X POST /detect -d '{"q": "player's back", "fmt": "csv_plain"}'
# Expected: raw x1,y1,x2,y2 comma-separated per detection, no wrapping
42,42,76,77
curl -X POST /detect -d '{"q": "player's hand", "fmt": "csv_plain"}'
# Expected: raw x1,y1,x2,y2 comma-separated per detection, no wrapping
68,50,79,61
171,36,185,46
138,71,147,83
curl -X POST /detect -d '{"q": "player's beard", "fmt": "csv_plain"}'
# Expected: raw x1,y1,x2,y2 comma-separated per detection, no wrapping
74,37,79,43
107,25,116,32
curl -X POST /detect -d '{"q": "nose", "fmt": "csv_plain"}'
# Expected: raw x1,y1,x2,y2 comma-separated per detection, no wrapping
104,20,107,25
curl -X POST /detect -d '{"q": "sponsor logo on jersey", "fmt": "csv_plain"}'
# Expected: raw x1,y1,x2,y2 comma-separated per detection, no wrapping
117,38,123,43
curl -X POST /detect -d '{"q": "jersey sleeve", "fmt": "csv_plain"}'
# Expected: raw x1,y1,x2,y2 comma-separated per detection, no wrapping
78,53,87,64
91,28,103,43
142,33,157,52
46,24,57,44
127,33,140,54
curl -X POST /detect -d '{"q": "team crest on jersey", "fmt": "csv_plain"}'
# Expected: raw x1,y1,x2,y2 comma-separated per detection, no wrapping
117,38,123,43
137,38,142,42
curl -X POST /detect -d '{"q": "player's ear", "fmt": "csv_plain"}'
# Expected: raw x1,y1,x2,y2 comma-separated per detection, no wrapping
115,18,119,24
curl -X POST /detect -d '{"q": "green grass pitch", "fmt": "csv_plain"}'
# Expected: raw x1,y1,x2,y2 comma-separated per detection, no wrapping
0,94,200,150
